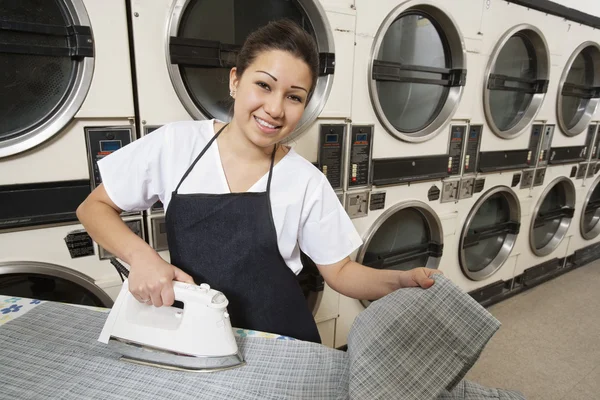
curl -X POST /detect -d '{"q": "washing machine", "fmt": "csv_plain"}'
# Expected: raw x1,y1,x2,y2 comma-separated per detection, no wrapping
440,165,531,306
510,15,600,286
336,178,459,348
0,0,136,304
129,0,356,165
566,173,600,268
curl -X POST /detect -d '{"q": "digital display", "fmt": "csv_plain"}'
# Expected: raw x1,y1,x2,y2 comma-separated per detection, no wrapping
356,134,367,141
470,129,479,139
452,131,462,139
326,134,338,143
100,140,122,152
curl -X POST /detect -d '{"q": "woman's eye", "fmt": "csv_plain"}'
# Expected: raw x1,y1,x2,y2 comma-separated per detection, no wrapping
256,82,270,90
289,95,303,103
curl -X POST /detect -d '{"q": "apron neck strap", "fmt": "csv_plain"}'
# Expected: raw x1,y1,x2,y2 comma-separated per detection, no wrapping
174,123,278,194
266,144,277,194
174,123,228,193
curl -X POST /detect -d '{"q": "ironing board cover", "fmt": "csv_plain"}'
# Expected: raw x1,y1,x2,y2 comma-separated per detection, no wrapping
0,275,525,399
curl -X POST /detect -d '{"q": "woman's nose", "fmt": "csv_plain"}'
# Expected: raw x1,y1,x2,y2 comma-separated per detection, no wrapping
264,95,284,119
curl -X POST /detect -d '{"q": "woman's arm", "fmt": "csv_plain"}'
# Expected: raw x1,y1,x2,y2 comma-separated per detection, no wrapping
316,257,440,300
77,184,194,306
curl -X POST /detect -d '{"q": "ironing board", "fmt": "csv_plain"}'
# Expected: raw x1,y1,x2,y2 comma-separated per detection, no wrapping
0,295,294,340
0,276,526,400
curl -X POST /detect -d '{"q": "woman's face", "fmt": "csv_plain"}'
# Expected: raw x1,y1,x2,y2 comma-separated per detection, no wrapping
229,49,313,148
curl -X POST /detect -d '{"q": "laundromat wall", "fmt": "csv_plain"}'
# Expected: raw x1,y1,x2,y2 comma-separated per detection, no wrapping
2,0,600,349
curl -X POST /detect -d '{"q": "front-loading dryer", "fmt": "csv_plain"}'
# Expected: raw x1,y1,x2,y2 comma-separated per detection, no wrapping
0,0,136,303
129,0,355,164
566,173,600,268
336,179,458,348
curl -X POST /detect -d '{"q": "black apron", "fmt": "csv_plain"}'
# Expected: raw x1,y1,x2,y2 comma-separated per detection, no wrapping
165,124,321,343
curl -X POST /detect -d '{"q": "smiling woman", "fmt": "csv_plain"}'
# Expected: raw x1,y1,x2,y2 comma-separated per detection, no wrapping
76,19,440,344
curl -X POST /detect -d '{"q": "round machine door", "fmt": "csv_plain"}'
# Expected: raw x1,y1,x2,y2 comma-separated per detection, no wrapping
370,4,466,142
298,252,323,316
581,174,600,240
358,201,444,307
0,262,113,307
167,0,334,141
484,25,549,139
530,177,575,256
460,186,521,280
558,43,600,137
0,0,94,158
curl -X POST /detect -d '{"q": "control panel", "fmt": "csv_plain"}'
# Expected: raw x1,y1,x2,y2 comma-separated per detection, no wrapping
527,124,544,167
348,125,373,188
447,125,466,176
318,124,346,191
85,127,134,189
591,124,600,161
462,124,482,175
99,218,144,260
150,216,169,252
441,180,459,203
584,123,597,161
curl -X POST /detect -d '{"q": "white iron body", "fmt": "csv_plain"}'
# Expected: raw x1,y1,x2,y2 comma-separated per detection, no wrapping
99,280,244,371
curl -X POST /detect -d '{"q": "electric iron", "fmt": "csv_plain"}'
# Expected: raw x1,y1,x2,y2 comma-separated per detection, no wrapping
98,279,245,372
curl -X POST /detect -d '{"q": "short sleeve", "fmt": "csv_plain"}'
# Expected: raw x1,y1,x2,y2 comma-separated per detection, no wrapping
298,175,363,265
97,126,169,212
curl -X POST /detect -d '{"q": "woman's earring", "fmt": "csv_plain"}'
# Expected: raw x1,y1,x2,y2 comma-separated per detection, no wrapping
230,90,236,98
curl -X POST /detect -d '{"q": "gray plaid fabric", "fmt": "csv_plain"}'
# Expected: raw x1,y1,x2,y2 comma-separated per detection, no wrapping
347,275,523,400
0,302,349,400
0,275,525,399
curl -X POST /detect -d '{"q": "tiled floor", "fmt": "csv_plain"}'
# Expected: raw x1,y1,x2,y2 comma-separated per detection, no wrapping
465,260,600,400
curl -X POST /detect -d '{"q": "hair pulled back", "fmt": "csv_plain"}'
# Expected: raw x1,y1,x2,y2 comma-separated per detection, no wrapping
236,19,320,98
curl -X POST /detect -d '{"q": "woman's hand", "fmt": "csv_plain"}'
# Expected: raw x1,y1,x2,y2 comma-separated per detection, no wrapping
398,267,443,289
128,251,195,307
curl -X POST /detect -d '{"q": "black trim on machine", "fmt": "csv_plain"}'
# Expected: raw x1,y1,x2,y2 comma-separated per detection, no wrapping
549,146,586,164
0,22,93,58
506,0,600,30
372,155,449,186
477,150,531,172
0,180,91,230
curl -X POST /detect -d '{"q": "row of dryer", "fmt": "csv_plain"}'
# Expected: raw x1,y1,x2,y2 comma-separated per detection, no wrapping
1,0,600,348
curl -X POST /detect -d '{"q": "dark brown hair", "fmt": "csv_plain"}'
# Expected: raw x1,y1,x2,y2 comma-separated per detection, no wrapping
236,19,320,99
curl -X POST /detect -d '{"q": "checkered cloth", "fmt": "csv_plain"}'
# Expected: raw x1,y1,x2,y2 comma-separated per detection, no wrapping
0,275,524,399
348,274,523,400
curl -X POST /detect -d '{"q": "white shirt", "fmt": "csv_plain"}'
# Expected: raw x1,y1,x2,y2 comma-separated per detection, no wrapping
98,120,363,274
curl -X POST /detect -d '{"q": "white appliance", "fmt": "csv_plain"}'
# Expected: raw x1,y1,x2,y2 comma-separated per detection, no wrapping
441,171,530,304
351,0,482,162
0,0,135,302
99,280,244,372
336,180,459,348
566,173,600,266
336,0,485,348
129,0,356,164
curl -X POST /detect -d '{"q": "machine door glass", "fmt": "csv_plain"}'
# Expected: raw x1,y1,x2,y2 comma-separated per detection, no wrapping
531,178,574,255
559,44,600,136
371,6,466,142
582,177,600,239
169,0,333,139
361,203,443,271
0,0,93,157
485,27,549,139
461,188,520,280
0,273,110,307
